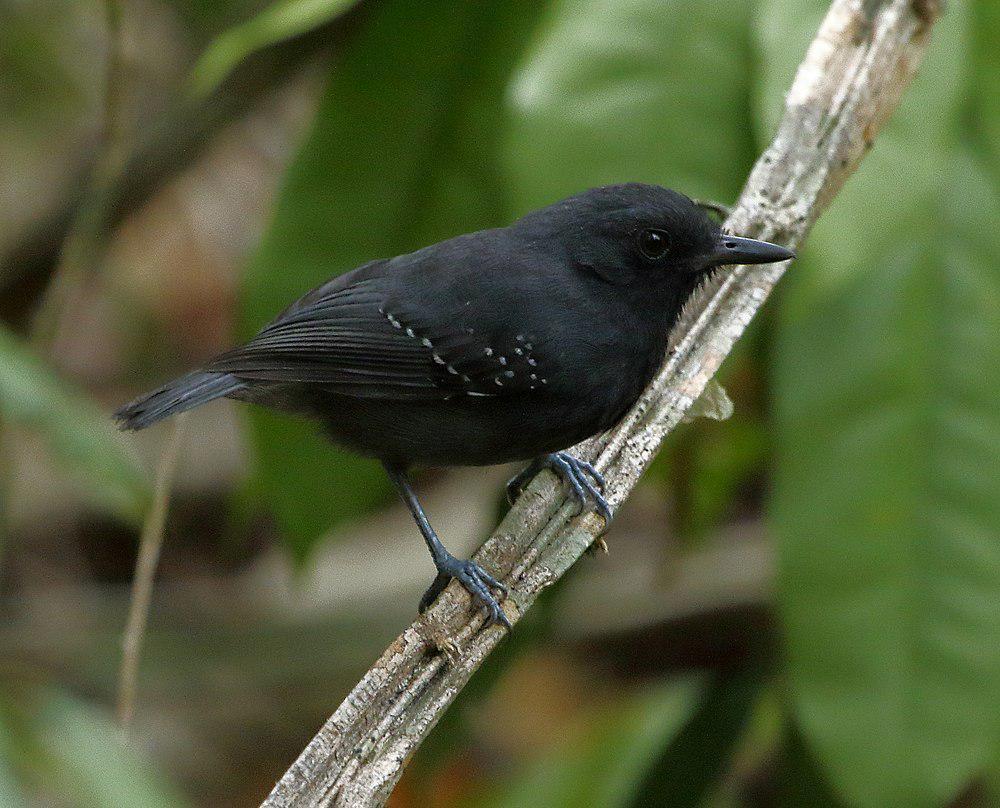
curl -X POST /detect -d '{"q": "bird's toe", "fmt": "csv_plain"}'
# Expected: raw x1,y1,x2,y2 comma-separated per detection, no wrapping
423,557,510,629
455,560,511,629
573,457,606,490
505,458,543,505
548,452,614,522
505,474,525,506
419,571,451,613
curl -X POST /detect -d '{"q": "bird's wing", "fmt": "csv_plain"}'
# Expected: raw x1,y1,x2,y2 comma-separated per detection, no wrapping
206,274,539,400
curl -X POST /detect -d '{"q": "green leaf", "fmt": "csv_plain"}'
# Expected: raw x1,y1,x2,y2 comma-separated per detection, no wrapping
0,6,78,123
29,690,188,808
969,0,1000,182
187,0,360,98
0,707,25,808
504,0,756,212
483,678,704,808
677,413,768,543
771,721,846,808
753,0,829,139
627,669,763,808
770,7,1000,806
241,0,550,557
0,326,147,521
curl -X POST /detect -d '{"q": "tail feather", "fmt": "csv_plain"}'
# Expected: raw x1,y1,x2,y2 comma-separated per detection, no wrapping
115,370,243,431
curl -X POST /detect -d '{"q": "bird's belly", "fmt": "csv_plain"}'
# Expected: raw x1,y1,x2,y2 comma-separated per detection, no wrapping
312,393,615,467
241,336,663,468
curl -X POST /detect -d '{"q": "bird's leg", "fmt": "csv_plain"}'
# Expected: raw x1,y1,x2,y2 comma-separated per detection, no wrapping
506,451,613,522
505,456,546,504
384,464,510,629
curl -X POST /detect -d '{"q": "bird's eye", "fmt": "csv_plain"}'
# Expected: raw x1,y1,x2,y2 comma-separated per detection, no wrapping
638,229,670,260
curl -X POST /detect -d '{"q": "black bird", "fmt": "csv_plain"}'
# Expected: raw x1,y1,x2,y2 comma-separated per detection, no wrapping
115,183,793,627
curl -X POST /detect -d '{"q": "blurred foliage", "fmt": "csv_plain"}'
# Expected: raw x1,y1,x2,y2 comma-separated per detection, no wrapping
170,0,268,39
1,0,998,805
504,0,756,209
188,0,359,97
767,722,845,808
0,686,188,807
0,326,148,522
628,669,763,807
770,3,1000,806
477,678,704,808
667,334,771,544
241,0,551,558
969,0,999,184
0,4,78,122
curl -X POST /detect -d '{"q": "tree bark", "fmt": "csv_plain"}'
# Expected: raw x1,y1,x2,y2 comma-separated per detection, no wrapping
261,1,942,805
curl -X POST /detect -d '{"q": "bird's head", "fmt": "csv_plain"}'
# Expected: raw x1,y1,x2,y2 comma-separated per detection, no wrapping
515,183,794,286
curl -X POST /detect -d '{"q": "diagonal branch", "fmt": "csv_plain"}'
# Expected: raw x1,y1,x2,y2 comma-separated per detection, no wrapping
261,1,941,805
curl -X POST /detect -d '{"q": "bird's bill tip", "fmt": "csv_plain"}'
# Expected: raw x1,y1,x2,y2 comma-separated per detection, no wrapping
708,234,795,266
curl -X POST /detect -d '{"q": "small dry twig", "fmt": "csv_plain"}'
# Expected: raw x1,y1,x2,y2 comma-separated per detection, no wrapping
117,413,187,733
261,1,942,804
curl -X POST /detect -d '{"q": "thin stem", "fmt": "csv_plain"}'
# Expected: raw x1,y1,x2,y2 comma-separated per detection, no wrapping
31,0,128,350
117,413,187,734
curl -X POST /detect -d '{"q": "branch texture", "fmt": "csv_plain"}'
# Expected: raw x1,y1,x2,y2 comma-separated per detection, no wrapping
262,1,941,805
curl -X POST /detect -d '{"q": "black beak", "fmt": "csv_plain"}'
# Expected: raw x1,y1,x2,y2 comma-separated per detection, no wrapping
707,234,795,267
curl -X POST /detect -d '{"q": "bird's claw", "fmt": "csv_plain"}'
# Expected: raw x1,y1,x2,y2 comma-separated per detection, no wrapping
507,451,613,522
506,463,535,505
420,555,511,629
548,451,613,522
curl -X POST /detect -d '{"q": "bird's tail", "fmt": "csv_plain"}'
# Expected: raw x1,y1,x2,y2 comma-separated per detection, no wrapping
114,370,243,431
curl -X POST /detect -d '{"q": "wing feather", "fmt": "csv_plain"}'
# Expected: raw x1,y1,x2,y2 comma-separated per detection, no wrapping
207,274,528,400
